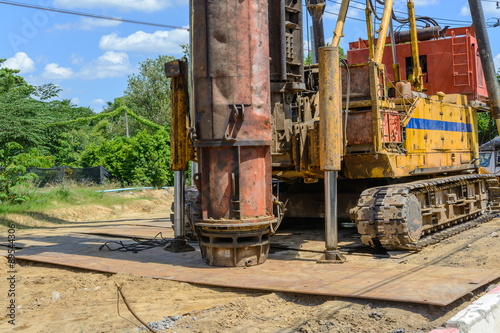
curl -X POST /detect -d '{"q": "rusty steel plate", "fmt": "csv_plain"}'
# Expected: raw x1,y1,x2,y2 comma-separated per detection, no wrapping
13,235,500,306
77,226,173,240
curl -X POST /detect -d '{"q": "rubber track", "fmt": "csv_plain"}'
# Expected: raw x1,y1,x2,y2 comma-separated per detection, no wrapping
353,174,499,249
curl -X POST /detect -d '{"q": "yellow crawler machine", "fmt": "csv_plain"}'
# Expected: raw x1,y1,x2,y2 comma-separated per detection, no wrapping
268,0,500,251
170,0,500,266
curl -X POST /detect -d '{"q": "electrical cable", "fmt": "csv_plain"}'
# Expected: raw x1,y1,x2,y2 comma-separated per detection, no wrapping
327,0,472,26
99,232,172,253
341,58,350,151
0,0,189,30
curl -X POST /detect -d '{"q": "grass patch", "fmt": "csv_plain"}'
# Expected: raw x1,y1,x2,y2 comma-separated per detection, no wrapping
0,182,164,230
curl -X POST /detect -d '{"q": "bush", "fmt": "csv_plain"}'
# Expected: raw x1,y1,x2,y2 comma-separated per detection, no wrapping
0,142,54,203
81,129,173,188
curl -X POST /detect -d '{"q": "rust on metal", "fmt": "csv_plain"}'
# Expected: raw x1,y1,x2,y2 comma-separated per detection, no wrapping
319,46,342,171
192,0,275,267
165,59,193,172
14,237,500,306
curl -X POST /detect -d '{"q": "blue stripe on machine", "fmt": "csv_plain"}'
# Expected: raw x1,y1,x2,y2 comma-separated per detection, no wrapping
406,118,473,133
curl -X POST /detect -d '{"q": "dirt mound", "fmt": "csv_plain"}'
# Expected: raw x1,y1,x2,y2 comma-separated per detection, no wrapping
1,189,174,229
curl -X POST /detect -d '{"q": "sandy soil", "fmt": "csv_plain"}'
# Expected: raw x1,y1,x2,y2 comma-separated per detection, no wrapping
0,190,499,333
0,188,174,231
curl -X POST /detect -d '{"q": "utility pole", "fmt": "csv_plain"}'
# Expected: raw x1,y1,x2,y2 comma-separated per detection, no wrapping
124,109,129,138
468,0,500,130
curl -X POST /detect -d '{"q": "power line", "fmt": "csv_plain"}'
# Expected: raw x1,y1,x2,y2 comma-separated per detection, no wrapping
324,9,366,22
327,0,472,25
0,0,189,31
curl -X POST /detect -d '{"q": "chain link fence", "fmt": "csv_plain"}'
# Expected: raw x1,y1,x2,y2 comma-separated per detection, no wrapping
26,166,112,187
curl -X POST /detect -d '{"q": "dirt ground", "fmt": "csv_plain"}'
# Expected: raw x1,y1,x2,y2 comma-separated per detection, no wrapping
1,190,499,333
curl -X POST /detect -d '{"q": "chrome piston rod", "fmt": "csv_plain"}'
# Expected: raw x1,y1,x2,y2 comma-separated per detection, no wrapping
325,171,339,250
173,170,185,238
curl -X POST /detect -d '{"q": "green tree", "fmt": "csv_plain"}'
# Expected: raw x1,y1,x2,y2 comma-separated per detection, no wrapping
0,142,54,203
81,129,173,188
101,96,142,137
0,60,95,155
124,55,176,128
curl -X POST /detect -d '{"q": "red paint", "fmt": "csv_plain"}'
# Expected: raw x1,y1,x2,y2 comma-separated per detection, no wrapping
488,285,500,294
429,329,460,333
348,26,487,101
382,111,402,143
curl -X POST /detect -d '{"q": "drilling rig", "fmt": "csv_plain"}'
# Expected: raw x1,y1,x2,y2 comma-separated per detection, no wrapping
166,0,500,267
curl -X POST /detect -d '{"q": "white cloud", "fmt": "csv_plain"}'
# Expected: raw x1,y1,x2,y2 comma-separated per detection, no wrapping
494,53,500,72
70,54,84,65
459,2,499,16
99,29,189,54
324,3,360,21
459,5,470,17
80,17,122,30
53,0,188,12
42,63,74,80
37,52,132,81
53,17,122,31
413,0,439,6
2,52,36,73
80,51,134,79
71,97,80,105
91,98,106,105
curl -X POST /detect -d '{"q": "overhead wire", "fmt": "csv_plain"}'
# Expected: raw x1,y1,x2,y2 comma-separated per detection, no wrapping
326,0,472,27
0,0,189,30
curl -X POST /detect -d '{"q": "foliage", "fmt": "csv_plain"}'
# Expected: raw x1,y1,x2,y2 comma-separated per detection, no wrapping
54,128,98,167
0,59,33,96
477,113,496,144
0,62,95,156
0,142,54,203
34,83,63,101
124,55,176,129
477,69,500,144
81,129,173,188
45,106,164,131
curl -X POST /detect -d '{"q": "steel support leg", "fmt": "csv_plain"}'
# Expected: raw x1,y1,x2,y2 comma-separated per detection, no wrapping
191,162,198,185
318,171,346,263
166,171,195,253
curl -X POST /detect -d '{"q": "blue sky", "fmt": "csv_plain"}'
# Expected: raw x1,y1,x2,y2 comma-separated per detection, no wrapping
1,0,499,113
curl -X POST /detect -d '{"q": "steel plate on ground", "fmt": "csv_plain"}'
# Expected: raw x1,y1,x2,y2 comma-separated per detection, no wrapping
77,226,173,239
12,234,500,306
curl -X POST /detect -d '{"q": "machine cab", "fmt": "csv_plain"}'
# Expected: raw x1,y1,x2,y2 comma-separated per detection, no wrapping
480,136,500,174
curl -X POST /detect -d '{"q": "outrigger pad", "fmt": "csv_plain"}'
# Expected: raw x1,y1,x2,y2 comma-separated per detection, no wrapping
317,250,347,264
165,238,195,253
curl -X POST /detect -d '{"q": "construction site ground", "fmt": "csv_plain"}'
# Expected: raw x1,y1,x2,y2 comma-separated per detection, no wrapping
1,189,500,333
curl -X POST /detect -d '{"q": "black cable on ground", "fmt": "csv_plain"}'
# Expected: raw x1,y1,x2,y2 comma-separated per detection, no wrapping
99,232,170,253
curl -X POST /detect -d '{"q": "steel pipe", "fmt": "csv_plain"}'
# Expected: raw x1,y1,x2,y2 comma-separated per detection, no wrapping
318,46,346,263
408,0,423,92
331,0,350,47
389,14,401,82
374,0,394,63
192,0,275,267
365,3,375,60
325,171,338,250
306,0,326,59
319,46,342,171
394,26,447,44
173,171,185,238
